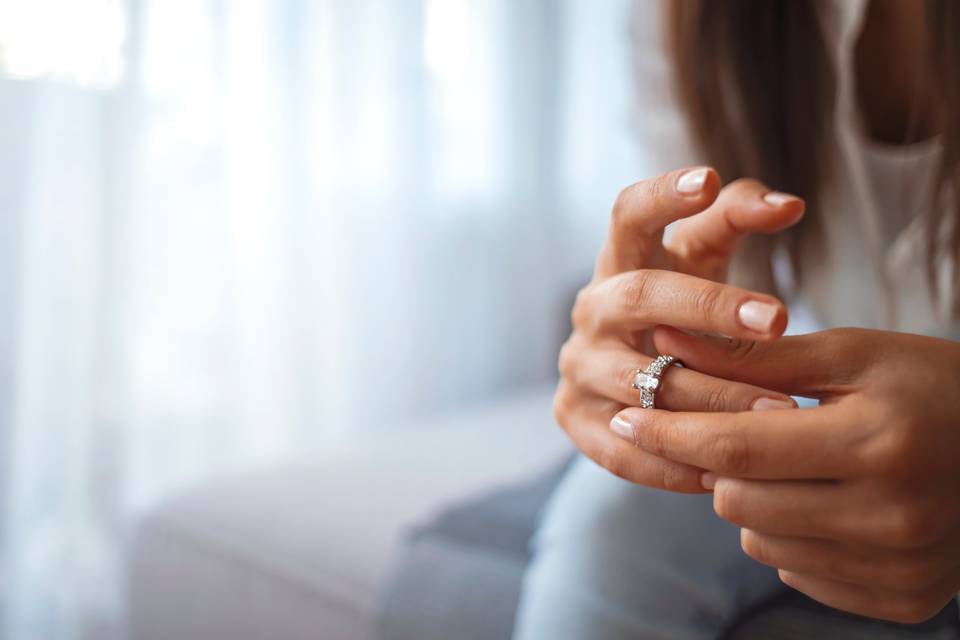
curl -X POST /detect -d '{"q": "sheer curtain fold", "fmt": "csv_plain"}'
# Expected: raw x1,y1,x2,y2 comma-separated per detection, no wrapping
0,0,635,636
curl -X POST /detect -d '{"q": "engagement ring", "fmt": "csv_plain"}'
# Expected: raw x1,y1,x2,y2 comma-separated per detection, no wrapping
633,355,682,409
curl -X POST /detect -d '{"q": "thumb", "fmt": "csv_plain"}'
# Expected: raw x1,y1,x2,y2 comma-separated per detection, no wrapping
665,178,804,279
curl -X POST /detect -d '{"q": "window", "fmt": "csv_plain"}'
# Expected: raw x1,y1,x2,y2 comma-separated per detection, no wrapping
0,0,126,88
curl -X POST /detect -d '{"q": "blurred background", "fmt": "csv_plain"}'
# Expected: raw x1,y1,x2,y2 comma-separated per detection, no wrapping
0,0,651,637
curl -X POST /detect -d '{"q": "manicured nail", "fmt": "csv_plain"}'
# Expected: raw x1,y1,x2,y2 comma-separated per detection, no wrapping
610,415,634,440
738,300,778,332
751,397,796,411
676,167,709,195
763,191,800,207
701,472,718,490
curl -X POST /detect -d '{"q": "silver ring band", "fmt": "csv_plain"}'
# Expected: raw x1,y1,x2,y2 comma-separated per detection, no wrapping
632,355,682,409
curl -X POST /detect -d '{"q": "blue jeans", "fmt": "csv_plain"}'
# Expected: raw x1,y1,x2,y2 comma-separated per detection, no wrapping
512,455,786,640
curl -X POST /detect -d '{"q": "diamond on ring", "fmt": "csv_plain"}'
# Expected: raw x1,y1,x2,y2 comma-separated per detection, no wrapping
632,355,682,409
634,371,660,392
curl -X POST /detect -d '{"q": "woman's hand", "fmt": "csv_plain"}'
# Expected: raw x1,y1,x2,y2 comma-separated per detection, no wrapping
610,326,960,622
556,167,805,492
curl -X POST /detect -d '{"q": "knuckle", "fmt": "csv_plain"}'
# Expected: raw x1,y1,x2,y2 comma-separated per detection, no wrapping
859,424,915,477
727,337,760,361
857,431,898,476
556,339,578,381
724,177,765,196
570,287,594,331
621,271,654,310
612,173,673,231
822,329,871,381
703,383,734,412
657,463,690,492
552,385,574,428
644,173,671,202
611,183,639,225
823,327,862,353
708,430,751,475
692,284,723,321
883,503,938,549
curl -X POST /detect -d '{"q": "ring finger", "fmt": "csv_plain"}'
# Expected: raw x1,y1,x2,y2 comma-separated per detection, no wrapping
563,340,796,412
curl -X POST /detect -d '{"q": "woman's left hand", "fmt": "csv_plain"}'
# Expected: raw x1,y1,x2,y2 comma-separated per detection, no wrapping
609,326,960,623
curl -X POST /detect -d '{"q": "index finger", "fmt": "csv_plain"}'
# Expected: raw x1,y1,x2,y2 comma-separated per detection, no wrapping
595,167,721,279
612,402,864,480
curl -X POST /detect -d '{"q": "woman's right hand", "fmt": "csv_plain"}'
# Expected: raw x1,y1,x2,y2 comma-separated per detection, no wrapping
555,167,806,492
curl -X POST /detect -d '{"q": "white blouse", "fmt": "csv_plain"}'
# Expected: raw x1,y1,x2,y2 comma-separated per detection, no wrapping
632,0,960,616
632,0,957,339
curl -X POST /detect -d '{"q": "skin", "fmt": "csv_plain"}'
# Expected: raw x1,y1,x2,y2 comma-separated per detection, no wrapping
559,166,960,622
555,167,805,493
556,1,958,623
609,327,960,623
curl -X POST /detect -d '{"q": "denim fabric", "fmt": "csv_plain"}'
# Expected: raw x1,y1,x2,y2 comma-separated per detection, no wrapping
512,455,787,640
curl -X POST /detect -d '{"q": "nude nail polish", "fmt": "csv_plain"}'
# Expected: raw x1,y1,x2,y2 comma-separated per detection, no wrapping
738,300,778,333
751,397,796,411
676,167,708,195
762,191,800,207
610,416,634,440
701,472,718,490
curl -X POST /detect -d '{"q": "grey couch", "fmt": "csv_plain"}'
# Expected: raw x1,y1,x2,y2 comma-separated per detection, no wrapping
127,386,959,639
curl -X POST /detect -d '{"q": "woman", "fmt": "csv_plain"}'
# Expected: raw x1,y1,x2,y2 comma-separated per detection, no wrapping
513,0,960,637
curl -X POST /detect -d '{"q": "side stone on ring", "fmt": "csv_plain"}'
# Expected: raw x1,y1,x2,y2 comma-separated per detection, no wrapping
632,355,682,409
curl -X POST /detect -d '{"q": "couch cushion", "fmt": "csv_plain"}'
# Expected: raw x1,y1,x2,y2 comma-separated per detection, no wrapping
377,459,572,640
127,386,571,640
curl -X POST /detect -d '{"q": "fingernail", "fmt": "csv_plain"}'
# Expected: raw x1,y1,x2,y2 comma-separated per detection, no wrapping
610,415,635,440
763,191,800,207
676,167,709,195
738,300,778,332
751,397,796,411
701,472,718,490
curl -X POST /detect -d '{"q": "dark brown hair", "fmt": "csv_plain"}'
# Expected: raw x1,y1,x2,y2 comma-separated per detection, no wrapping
663,0,960,311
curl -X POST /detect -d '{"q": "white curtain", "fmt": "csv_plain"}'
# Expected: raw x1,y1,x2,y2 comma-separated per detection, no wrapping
0,0,640,637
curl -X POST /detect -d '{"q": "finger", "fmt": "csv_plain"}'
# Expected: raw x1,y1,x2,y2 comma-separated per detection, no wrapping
740,530,953,594
586,270,788,340
714,476,960,550
778,569,959,625
653,326,867,397
711,478,924,548
712,478,852,540
667,179,805,277
562,340,795,411
612,402,860,480
553,385,705,493
595,167,722,279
